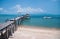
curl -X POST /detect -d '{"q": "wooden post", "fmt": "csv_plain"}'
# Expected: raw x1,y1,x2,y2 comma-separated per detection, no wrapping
6,27,8,39
18,19,20,26
10,19,17,31
14,20,17,31
13,23,15,32
10,24,13,36
0,31,4,39
19,19,21,25
12,23,14,33
0,14,29,39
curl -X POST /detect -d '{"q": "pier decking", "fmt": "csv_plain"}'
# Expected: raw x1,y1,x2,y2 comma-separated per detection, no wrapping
0,14,29,39
0,14,60,39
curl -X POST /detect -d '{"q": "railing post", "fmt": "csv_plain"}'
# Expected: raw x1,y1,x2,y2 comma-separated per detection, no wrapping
14,20,17,31
0,14,29,39
19,19,21,25
18,18,21,25
10,24,13,36
0,31,4,39
6,27,8,39
18,19,19,26
12,23,15,33
10,19,17,31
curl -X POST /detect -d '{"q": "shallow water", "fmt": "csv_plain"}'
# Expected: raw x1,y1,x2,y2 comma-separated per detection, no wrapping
0,14,17,23
0,14,60,28
22,17,60,28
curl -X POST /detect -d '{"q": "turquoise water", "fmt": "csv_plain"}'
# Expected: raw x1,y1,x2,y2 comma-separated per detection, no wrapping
0,14,17,23
22,18,60,28
0,14,60,28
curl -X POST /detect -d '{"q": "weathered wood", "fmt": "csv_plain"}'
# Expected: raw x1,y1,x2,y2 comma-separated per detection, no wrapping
0,31,4,39
0,21,14,31
0,14,30,39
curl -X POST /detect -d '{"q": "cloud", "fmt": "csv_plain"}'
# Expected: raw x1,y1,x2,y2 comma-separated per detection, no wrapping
0,8,10,15
4,10,8,12
0,4,47,14
0,8,3,11
12,4,46,14
0,8,8,13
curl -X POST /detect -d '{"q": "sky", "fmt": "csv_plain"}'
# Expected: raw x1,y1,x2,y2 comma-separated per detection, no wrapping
0,0,60,15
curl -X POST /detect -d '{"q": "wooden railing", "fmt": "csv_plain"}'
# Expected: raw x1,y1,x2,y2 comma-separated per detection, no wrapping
0,14,29,39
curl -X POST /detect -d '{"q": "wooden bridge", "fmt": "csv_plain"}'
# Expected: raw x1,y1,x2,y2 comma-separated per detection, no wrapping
0,14,29,39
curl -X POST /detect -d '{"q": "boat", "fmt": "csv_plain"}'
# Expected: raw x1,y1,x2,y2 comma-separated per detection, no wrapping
43,16,52,19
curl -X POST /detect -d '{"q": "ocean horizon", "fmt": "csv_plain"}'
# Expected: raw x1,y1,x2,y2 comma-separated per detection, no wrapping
0,14,60,28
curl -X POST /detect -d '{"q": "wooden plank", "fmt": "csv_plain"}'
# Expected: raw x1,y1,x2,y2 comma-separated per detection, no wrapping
0,21,14,31
0,15,28,31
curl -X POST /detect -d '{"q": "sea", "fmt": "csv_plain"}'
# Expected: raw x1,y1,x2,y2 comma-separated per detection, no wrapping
0,14,60,28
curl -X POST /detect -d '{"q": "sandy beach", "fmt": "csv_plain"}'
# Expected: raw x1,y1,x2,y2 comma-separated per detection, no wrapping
9,25,60,39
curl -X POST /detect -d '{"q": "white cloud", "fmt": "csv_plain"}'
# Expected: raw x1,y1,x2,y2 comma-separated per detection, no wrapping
0,4,47,14
12,4,46,14
0,8,3,11
4,10,8,12
0,8,8,13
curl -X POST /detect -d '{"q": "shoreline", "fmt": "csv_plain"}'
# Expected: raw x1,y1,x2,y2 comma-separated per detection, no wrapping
20,25,60,31
18,25,60,35
9,25,60,39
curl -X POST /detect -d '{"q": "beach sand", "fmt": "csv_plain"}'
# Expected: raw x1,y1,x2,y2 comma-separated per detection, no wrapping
9,25,60,39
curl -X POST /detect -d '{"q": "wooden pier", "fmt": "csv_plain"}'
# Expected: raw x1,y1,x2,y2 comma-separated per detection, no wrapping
0,14,29,39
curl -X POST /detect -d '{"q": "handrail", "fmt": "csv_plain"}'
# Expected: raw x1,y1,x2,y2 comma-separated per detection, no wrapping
0,14,29,39
0,21,14,31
